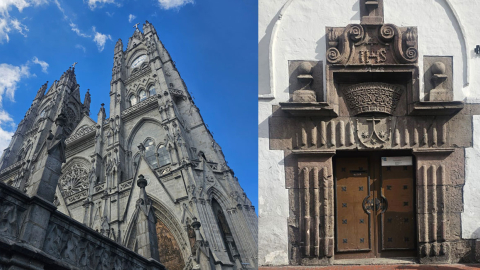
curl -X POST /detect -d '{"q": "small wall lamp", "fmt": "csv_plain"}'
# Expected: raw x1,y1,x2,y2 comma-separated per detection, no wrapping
475,45,480,55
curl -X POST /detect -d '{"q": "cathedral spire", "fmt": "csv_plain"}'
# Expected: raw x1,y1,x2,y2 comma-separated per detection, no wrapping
83,89,91,116
58,66,78,89
98,103,106,123
143,20,157,35
35,81,48,100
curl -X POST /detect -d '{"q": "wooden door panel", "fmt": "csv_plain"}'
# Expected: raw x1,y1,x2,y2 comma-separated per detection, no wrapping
381,165,415,250
336,158,371,252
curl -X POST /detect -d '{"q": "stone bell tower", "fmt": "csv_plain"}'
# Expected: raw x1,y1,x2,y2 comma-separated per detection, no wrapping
0,66,88,193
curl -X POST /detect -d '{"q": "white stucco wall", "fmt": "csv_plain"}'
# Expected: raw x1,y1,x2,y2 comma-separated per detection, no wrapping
259,0,480,265
463,115,480,239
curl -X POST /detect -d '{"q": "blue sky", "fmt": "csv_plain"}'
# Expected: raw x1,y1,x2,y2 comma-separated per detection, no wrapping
0,0,258,210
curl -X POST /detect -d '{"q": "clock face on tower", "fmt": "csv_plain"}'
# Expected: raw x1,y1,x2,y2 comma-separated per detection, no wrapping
131,55,147,69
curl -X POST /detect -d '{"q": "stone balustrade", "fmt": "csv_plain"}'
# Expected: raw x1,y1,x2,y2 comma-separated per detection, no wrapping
0,181,166,270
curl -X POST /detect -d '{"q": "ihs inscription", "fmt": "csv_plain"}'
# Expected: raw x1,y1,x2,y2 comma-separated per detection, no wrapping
359,48,387,64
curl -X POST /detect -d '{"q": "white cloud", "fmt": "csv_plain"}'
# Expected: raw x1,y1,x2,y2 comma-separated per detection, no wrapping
70,22,91,38
32,56,48,73
106,11,114,17
0,0,47,43
157,0,193,10
10,18,28,37
92,26,111,52
0,18,10,42
54,0,68,20
75,44,86,53
128,14,136,23
87,0,117,10
0,61,32,151
0,63,30,103
0,110,15,152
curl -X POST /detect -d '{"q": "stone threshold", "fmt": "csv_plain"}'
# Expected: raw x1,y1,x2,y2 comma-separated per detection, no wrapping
259,263,480,269
333,258,417,265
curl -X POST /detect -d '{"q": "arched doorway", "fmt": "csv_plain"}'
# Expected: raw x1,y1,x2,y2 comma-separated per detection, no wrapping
155,218,185,270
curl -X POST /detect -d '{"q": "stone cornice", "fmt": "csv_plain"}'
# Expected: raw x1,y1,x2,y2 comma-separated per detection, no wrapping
292,149,336,156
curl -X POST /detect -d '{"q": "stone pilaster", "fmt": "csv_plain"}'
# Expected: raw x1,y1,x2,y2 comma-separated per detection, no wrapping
287,150,335,265
413,148,461,264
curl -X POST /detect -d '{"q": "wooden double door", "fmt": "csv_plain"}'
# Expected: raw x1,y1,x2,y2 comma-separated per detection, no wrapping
334,153,416,259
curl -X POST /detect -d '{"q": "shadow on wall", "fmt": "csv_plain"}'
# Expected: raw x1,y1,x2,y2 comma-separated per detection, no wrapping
258,6,283,96
433,0,468,87
473,227,480,239
351,1,360,20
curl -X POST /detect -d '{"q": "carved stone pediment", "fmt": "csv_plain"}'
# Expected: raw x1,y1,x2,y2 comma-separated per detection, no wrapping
326,24,418,66
342,82,404,115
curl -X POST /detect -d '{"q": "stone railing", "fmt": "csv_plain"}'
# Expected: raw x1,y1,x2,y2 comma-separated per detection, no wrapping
0,160,23,175
0,181,165,270
121,96,158,121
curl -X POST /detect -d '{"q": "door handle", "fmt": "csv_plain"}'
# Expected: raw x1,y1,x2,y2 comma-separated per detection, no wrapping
362,196,373,214
376,196,388,213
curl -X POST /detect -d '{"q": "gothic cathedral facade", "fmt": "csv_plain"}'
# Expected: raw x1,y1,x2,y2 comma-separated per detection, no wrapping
0,21,257,270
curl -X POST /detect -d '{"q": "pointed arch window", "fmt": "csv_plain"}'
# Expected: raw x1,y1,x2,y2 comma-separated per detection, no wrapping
129,95,137,107
157,145,170,167
139,90,147,102
144,139,158,168
149,86,156,96
40,109,46,117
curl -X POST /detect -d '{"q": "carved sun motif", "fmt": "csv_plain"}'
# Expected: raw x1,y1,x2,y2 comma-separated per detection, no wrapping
60,164,88,197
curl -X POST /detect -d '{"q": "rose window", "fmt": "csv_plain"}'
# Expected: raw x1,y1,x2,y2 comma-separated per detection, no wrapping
60,164,89,197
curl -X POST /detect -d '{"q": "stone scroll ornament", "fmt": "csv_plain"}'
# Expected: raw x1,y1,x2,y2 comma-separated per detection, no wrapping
326,24,418,65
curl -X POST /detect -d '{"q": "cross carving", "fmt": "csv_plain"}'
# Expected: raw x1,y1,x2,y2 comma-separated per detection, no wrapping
72,62,78,68
367,117,381,131
133,23,140,30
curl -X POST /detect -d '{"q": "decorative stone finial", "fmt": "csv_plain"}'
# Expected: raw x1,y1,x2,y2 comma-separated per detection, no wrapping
137,174,147,189
191,217,203,241
429,61,451,101
298,62,313,75
292,61,316,103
